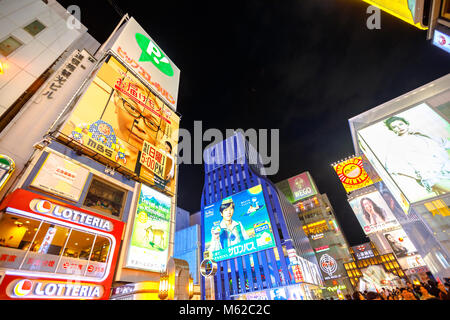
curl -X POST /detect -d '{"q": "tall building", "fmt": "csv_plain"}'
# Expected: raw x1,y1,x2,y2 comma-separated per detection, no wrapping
0,12,182,300
276,172,354,299
348,74,450,282
200,132,323,301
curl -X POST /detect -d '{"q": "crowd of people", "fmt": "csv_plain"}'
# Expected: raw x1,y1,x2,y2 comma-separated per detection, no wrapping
344,280,450,301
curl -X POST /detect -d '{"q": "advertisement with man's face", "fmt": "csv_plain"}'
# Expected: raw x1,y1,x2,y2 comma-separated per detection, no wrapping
125,184,171,272
58,55,179,195
287,172,317,201
358,103,450,204
383,229,418,259
348,190,400,235
203,185,276,262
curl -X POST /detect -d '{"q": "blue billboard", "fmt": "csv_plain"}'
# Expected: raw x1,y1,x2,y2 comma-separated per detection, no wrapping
203,185,276,262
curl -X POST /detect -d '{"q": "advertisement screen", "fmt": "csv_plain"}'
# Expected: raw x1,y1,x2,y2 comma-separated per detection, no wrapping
352,243,376,260
432,30,450,54
203,185,276,262
268,287,287,300
348,190,400,234
317,252,343,281
333,156,374,193
58,55,179,195
30,153,90,202
126,184,171,272
358,103,450,205
287,172,317,201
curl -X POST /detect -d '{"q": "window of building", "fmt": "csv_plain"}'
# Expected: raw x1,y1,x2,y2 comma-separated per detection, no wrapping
0,212,112,279
0,36,23,57
83,177,126,218
23,20,46,36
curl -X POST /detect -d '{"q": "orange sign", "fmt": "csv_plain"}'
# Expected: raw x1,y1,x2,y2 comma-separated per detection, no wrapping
333,157,373,193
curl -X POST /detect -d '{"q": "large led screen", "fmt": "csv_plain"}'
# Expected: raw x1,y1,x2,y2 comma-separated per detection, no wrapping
348,190,400,235
203,185,276,262
126,184,171,272
58,55,179,194
358,103,450,205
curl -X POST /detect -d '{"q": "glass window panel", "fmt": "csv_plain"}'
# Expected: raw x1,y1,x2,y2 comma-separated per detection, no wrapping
86,236,110,278
83,178,126,218
58,229,95,275
23,20,46,36
0,213,41,269
21,223,69,273
0,36,22,57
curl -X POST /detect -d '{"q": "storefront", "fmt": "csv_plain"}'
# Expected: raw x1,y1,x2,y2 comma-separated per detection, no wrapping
0,189,124,299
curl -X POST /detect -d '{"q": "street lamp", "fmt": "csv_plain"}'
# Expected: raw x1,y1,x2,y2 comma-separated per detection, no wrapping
158,272,169,300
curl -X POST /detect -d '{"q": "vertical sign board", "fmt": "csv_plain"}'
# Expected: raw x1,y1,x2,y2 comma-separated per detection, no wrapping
333,156,374,193
126,184,171,272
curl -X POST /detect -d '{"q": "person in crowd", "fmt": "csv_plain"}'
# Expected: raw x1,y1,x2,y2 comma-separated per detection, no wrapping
426,280,441,298
400,288,418,300
345,294,353,300
418,285,438,300
366,291,382,300
406,282,421,300
352,291,365,300
437,282,450,300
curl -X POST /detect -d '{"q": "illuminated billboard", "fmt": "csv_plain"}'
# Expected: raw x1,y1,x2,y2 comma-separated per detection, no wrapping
126,184,171,272
358,103,450,205
287,172,318,201
333,156,374,193
57,55,179,195
361,0,427,30
30,153,90,202
432,29,450,54
203,185,276,262
109,17,180,109
348,190,400,234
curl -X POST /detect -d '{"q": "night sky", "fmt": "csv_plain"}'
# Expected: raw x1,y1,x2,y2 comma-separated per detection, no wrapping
59,0,449,246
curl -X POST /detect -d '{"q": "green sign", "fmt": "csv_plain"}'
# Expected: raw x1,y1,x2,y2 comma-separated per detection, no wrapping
135,33,174,77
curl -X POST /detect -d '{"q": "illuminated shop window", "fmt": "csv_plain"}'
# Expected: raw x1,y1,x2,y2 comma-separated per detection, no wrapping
83,177,126,218
23,20,46,37
0,36,22,57
0,212,112,279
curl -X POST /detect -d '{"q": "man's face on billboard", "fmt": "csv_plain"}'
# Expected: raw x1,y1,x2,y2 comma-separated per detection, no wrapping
390,120,409,136
113,91,159,148
221,205,234,222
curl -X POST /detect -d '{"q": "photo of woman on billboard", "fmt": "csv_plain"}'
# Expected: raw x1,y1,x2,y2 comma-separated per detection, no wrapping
208,197,249,251
360,197,387,225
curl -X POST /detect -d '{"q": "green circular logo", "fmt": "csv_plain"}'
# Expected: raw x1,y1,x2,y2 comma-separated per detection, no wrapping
135,33,174,77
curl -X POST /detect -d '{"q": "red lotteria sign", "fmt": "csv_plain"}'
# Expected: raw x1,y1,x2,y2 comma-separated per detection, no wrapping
0,189,124,300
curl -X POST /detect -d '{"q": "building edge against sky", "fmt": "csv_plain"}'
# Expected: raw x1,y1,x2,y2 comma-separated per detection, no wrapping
348,74,450,282
200,132,324,300
276,172,355,299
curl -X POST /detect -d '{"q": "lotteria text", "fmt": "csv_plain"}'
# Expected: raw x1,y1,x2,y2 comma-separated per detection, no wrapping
30,199,113,232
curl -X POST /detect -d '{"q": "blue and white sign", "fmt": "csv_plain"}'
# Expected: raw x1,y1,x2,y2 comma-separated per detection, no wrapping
432,30,450,54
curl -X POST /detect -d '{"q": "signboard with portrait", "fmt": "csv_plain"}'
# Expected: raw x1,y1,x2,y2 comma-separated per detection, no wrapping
125,184,171,272
203,185,276,262
348,190,400,235
358,103,450,205
57,55,179,195
383,229,418,259
287,172,318,202
333,156,374,193
30,153,90,202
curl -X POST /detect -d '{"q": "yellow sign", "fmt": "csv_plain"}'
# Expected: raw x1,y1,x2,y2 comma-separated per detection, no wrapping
362,0,428,30
333,157,373,193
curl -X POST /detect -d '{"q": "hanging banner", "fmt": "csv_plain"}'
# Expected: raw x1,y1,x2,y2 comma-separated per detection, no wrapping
333,156,374,193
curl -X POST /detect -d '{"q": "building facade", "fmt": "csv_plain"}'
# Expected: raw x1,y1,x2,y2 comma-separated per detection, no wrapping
200,132,323,301
276,173,354,299
348,74,450,282
0,12,183,300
